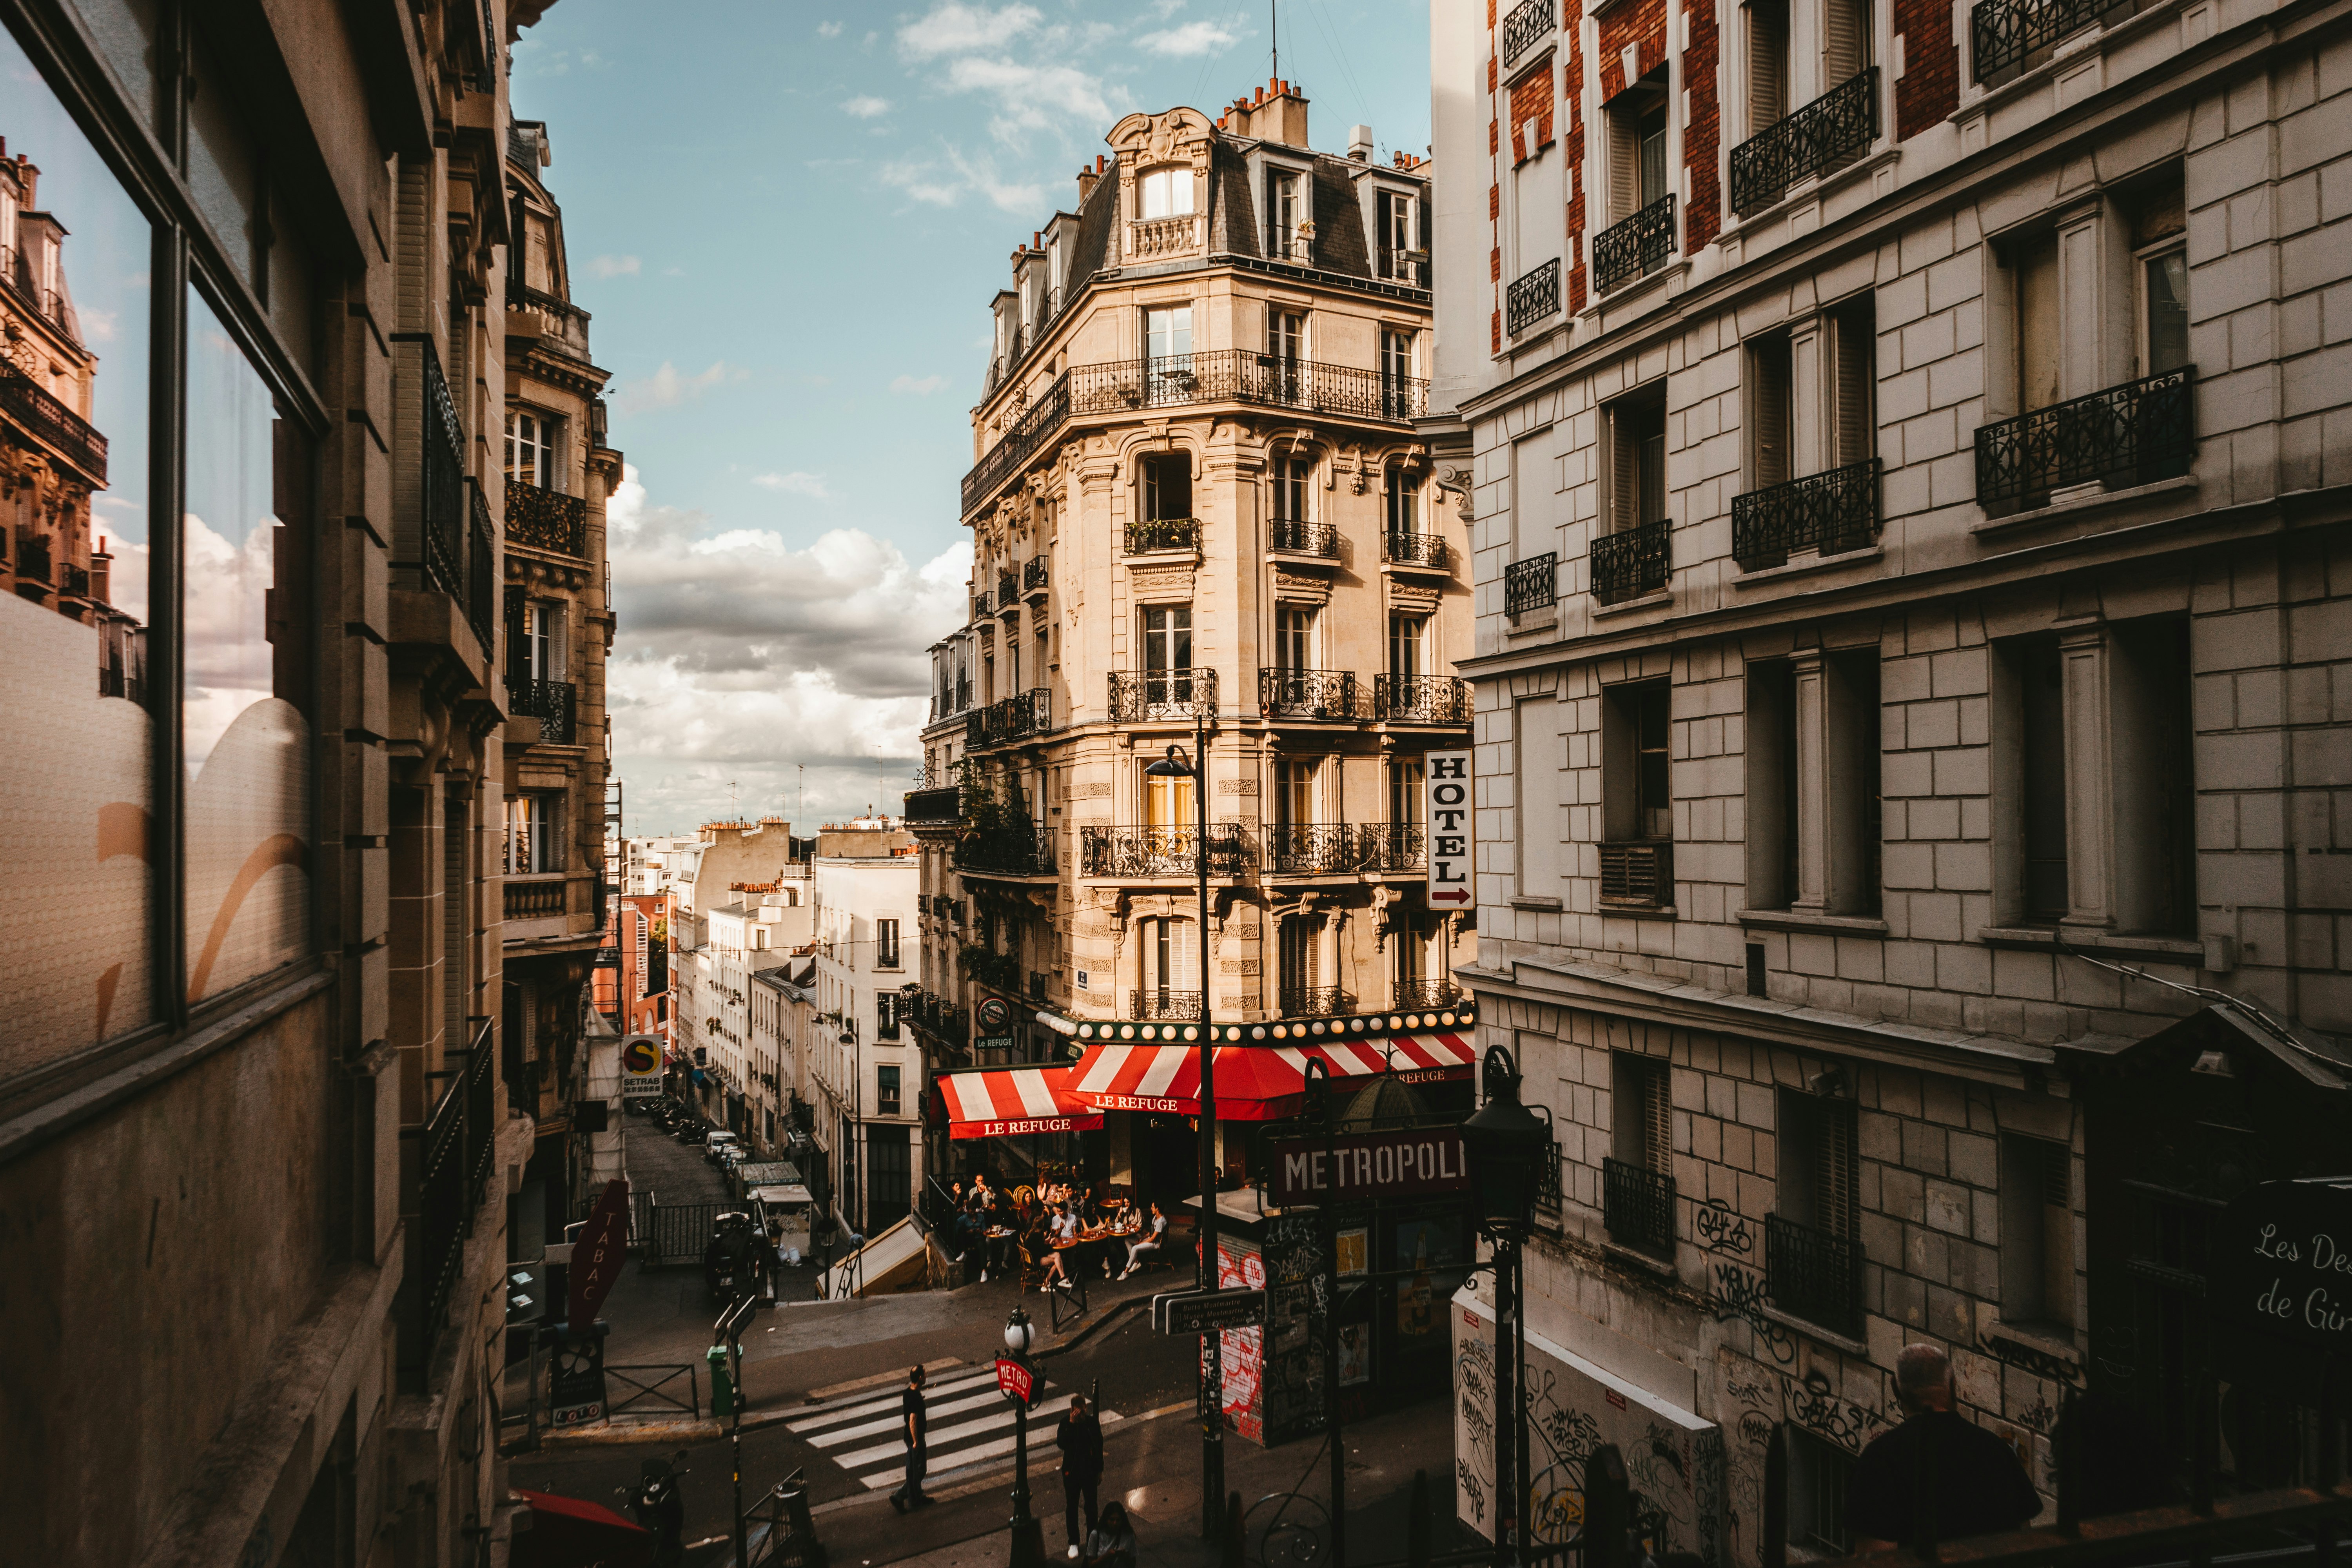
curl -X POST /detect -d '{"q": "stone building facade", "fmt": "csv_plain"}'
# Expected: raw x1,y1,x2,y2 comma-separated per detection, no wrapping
1429,0,2352,1553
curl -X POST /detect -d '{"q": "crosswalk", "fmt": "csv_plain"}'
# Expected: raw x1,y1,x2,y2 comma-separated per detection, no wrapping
784,1365,1120,1491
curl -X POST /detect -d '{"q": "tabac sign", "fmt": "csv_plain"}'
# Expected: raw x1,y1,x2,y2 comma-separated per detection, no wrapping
1425,750,1471,908
1268,1126,1472,1206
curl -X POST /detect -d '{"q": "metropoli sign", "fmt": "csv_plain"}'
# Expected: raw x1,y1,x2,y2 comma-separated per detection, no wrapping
1267,1126,1472,1206
1425,750,1472,907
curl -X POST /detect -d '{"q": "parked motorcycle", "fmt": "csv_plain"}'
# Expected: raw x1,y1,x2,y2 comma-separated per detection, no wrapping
617,1450,689,1566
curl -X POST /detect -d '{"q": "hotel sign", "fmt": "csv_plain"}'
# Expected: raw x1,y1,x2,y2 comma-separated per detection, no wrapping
1269,1126,1472,1206
1425,750,1472,907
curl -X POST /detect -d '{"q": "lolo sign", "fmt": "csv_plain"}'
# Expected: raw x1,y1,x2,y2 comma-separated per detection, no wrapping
1425,750,1472,907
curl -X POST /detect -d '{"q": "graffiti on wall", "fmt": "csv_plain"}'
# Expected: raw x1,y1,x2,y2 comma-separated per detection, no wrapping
1708,1261,1797,1365
1694,1200,1754,1258
1713,1348,1897,1568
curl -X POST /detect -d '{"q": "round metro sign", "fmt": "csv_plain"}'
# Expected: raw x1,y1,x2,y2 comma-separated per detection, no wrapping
621,1039,661,1075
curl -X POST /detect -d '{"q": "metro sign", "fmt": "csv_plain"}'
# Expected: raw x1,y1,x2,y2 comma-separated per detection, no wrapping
1425,750,1472,907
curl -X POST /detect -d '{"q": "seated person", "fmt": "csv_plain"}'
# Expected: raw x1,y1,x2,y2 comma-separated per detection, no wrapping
1030,1223,1072,1292
1118,1203,1170,1279
1083,1501,1138,1568
1052,1203,1082,1245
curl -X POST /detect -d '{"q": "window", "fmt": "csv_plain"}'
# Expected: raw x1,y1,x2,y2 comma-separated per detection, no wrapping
1278,912,1322,1001
507,793,562,875
1389,758,1426,826
1143,762,1195,828
1605,682,1672,842
1266,168,1303,258
1829,298,1877,468
1269,308,1306,364
1277,759,1316,826
1750,650,1880,915
867,1123,910,1229
1277,606,1317,671
1142,604,1192,673
1777,1087,1859,1236
524,602,560,682
1787,1430,1855,1556
1515,697,1563,898
1609,91,1671,222
2132,179,2189,378
876,992,899,1041
1385,468,1419,535
1142,917,1198,1003
1746,661,1800,911
506,409,557,490
1143,306,1193,402
1823,0,1871,85
1381,328,1417,417
1377,190,1419,278
2000,1134,2076,1330
1609,396,1670,532
1272,454,1312,522
2001,633,2070,924
1388,615,1426,679
1140,167,1194,219
1612,1054,1673,1174
1750,332,1794,492
1142,453,1192,520
877,918,900,969
1747,0,1789,138
2011,231,2062,417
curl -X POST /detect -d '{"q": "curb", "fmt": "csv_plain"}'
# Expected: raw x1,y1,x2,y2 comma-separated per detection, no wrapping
534,1403,804,1450
1032,1290,1151,1360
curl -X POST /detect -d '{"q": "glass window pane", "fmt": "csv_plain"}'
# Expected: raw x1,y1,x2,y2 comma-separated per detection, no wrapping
184,288,312,1000
2145,252,2189,376
0,47,157,1072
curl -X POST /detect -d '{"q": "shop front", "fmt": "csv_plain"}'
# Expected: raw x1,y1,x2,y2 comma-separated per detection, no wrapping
932,1063,1103,1193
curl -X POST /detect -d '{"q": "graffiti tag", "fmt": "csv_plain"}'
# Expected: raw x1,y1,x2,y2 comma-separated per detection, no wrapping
1978,1330,2083,1388
1695,1200,1754,1257
1710,1262,1797,1365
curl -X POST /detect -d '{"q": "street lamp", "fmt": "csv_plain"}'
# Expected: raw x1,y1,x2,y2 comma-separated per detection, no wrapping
1142,731,1225,1537
1461,1045,1547,1567
1004,1305,1044,1568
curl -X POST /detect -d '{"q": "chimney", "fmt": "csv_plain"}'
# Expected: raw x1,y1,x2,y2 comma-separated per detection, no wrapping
90,535,110,605
1076,164,1097,203
1348,124,1374,161
1257,78,1310,151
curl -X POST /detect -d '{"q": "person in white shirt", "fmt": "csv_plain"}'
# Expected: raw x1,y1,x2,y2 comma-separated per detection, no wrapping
1117,1203,1168,1279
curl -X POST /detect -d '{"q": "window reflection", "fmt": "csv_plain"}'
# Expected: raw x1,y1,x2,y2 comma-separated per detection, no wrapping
0,56,155,1073
184,289,311,1000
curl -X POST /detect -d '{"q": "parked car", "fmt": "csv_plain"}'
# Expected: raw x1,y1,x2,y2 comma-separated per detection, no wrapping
704,1131,741,1165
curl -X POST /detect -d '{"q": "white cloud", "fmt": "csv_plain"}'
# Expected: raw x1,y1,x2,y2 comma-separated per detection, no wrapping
588,254,642,278
889,374,946,395
752,471,831,498
617,360,745,412
1139,19,1238,55
842,94,891,118
943,56,1114,141
881,159,962,207
895,1,1041,59
817,19,844,36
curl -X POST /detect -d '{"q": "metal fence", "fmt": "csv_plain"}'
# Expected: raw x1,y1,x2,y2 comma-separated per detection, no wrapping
1974,366,2194,506
604,1363,701,1420
637,1198,722,1269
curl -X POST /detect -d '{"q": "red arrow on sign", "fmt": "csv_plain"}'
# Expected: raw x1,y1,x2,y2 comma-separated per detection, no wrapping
1429,887,1472,904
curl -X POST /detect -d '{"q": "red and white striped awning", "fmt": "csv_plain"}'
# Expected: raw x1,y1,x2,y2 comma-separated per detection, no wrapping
1067,1034,1478,1122
934,1066,1104,1140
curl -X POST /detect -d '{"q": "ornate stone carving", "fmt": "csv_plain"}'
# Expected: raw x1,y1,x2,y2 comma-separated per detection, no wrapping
1215,777,1259,794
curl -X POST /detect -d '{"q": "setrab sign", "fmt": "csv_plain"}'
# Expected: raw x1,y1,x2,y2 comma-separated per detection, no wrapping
1268,1126,1472,1207
1425,750,1472,908
620,1035,664,1099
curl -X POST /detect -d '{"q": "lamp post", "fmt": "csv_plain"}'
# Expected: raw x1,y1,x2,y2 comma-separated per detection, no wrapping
1004,1305,1045,1568
1461,1044,1547,1567
1144,721,1225,1536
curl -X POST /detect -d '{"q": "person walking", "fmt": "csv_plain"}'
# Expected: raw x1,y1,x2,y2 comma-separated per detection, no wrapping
1848,1345,2042,1552
889,1364,933,1513
1054,1393,1105,1559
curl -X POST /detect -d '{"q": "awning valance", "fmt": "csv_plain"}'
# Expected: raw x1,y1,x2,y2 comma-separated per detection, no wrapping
935,1065,1103,1139
1067,1034,1477,1121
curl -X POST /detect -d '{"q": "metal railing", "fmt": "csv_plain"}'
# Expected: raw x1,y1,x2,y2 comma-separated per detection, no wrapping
1130,988,1203,1021
1973,0,2133,80
1023,555,1049,593
963,372,1072,516
13,531,48,586
1600,840,1672,906
972,590,991,619
1506,553,1557,616
1602,1157,1677,1254
1260,667,1360,721
1125,516,1201,555
1265,823,1373,875
506,478,587,555
399,1022,492,1384
997,569,1018,606
1279,986,1354,1017
1374,674,1471,725
964,709,986,751
467,479,498,654
513,677,577,743
1269,517,1340,557
956,824,1057,877
412,336,468,607
62,562,89,599
1732,458,1882,570
604,1364,701,1421
1592,519,1671,603
1392,977,1463,1009
904,785,962,823
0,363,108,481
1507,256,1561,336
505,879,566,918
1107,668,1217,722
1503,0,1557,64
1766,1212,1863,1337
1974,366,2195,506
1370,822,1428,872
1730,69,1879,217
1375,247,1426,285
1382,530,1448,569
1080,824,1250,879
1534,1142,1564,1221
1593,194,1677,295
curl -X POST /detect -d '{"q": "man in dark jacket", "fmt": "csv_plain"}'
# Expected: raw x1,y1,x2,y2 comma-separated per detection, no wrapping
890,1365,933,1513
1054,1393,1105,1558
1849,1345,2042,1551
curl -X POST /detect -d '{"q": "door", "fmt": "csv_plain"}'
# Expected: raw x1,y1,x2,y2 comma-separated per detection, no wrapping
1269,309,1307,403
1142,604,1192,708
1145,305,1193,403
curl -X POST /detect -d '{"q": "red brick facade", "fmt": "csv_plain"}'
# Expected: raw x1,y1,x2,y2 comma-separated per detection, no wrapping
1597,0,1670,100
1566,27,1590,314
1682,0,1722,251
1894,0,1959,138
1510,65,1558,164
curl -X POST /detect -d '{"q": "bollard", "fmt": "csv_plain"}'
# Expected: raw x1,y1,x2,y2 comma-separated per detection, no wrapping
1220,1489,1246,1568
1407,1469,1432,1568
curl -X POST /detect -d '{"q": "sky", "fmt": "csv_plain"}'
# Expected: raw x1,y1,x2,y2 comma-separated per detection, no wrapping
508,0,1433,838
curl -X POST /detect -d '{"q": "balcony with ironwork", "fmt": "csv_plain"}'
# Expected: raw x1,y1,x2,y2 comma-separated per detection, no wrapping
1732,459,1882,571
512,677,577,744
963,371,1072,517
12,530,51,592
401,334,469,612
1382,530,1448,571
1125,517,1201,556
1503,0,1557,64
466,479,497,653
996,569,1019,610
1279,986,1354,1018
1368,822,1427,873
972,590,992,620
1265,823,1374,876
904,785,962,824
1080,824,1250,880
1130,988,1203,1022
1023,555,1050,599
1534,1142,1564,1223
1376,247,1426,287
397,1026,495,1385
1973,367,2195,510
1972,0,2133,82
1392,977,1462,1010
1593,194,1677,296
506,478,587,555
1730,69,1879,218
1374,674,1470,726
1506,257,1561,337
956,823,1057,879
1600,840,1673,907
964,709,986,751
1268,518,1340,560
1107,668,1217,724
1505,553,1557,618
0,362,107,482
1766,1213,1864,1337
1603,1156,1677,1256
1260,667,1359,722
1592,519,1670,604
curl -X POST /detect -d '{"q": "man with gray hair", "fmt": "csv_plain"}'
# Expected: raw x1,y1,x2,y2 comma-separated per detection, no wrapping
1848,1344,2042,1552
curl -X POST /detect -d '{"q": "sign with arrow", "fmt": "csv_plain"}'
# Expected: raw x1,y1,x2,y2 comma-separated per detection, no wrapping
1425,749,1472,907
1152,1287,1268,1335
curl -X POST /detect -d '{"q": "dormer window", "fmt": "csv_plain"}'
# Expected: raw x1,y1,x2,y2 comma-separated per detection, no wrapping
1140,168,1194,218
1266,167,1305,260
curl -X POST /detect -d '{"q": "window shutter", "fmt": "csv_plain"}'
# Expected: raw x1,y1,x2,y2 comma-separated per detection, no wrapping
1644,1059,1673,1174
1822,0,1864,87
1754,340,1792,488
2017,236,2062,413
1748,0,1789,135
1817,1100,1858,1235
1610,410,1637,532
1832,312,1875,466
1608,113,1639,224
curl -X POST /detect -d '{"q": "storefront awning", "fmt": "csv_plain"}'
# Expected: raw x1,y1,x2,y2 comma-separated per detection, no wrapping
1070,1035,1475,1122
935,1065,1104,1139
1380,1032,1479,1083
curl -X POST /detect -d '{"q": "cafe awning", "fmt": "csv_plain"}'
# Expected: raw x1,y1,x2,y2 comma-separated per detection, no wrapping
1382,1032,1479,1082
935,1066,1104,1139
1070,1033,1479,1120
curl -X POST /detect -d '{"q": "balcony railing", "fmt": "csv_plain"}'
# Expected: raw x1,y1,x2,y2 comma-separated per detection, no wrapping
467,479,498,653
1535,1143,1564,1221
956,824,1057,877
997,569,1018,606
1503,0,1557,63
1130,988,1203,1021
1107,668,1217,723
1269,518,1340,558
1023,555,1050,595
1265,823,1374,875
1730,69,1879,218
399,1027,494,1382
904,785,962,823
1592,519,1671,603
1374,674,1471,725
1506,257,1561,337
1260,667,1360,721
506,478,588,555
408,335,468,608
513,677,577,744
1130,214,1203,259
1080,824,1250,879
1125,517,1201,555
1382,530,1448,570
1376,247,1426,286
1392,977,1463,1010
1600,840,1673,906
1973,0,2132,81
1732,458,1882,571
1279,986,1354,1018
1603,1156,1677,1255
14,531,49,587
1505,553,1557,617
973,591,992,619
1593,194,1677,295
1766,1213,1864,1337
962,371,1071,517
1369,822,1428,872
0,363,108,482
965,709,986,751
61,562,90,599
1973,367,2195,508
505,878,566,918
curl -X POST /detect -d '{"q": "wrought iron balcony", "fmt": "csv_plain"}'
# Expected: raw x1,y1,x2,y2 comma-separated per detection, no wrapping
1973,367,2194,508
997,569,1019,606
974,689,1051,748
1376,247,1426,286
1382,530,1448,570
1130,988,1203,1022
1593,194,1677,295
1023,555,1050,595
1730,69,1879,218
1279,986,1354,1018
1374,674,1471,725
1125,517,1201,555
1269,518,1340,558
964,710,986,751
0,363,107,482
1369,822,1428,873
956,824,1056,877
973,590,992,619
1503,0,1557,64
13,531,49,586
1603,1157,1677,1255
505,878,566,918
1506,257,1561,337
1264,823,1374,875
1766,1212,1864,1337
404,334,468,608
466,481,497,655
904,785,962,824
1080,824,1250,879
963,371,1072,517
1107,668,1217,723
1600,840,1672,906
1592,518,1670,604
1972,0,2125,81
506,478,587,555
1392,977,1462,1010
1732,459,1882,571
1505,553,1557,617
1260,667,1360,721
1535,1143,1564,1221
513,677,577,744
61,562,89,599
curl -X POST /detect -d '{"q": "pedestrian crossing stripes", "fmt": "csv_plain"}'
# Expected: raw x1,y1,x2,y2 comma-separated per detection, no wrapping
783,1365,1117,1490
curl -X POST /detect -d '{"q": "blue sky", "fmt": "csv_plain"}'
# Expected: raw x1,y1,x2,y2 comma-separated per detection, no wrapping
509,0,1432,837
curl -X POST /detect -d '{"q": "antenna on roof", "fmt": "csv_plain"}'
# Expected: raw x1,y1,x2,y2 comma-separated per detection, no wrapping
1270,0,1279,84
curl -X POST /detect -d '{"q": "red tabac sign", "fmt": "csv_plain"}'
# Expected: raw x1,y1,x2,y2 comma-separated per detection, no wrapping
1267,1126,1471,1206
566,1180,633,1327
995,1355,1036,1406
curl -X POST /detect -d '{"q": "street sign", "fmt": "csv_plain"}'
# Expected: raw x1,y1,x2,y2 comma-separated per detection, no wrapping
621,1035,663,1099
1267,1126,1472,1207
2215,1178,2352,1354
976,996,1012,1031
566,1180,633,1327
1153,1287,1268,1335
1425,750,1472,907
977,1034,1015,1056
995,1354,1036,1405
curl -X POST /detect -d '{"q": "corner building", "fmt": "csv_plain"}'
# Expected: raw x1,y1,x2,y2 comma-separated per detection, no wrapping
1429,0,2352,1553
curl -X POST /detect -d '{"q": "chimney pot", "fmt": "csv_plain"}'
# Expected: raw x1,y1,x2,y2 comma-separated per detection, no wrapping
1348,123,1374,160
